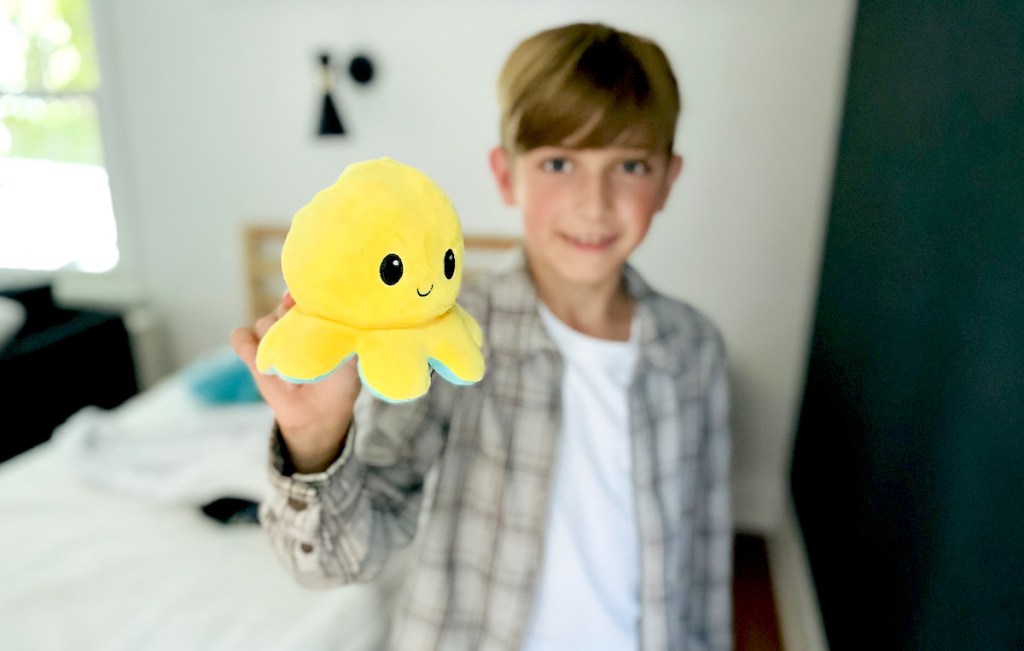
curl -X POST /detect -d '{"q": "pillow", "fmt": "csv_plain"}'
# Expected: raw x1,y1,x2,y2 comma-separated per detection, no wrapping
185,346,263,404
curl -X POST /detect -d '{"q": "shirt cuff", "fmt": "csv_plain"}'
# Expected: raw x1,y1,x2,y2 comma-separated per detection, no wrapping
267,419,357,502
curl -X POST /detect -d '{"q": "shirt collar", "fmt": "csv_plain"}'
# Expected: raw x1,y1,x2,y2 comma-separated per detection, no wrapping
487,248,687,375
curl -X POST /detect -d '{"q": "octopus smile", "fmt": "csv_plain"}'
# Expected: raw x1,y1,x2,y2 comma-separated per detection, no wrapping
417,285,433,297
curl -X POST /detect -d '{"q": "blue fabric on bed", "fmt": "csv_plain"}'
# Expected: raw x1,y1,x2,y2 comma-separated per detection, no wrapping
184,348,262,404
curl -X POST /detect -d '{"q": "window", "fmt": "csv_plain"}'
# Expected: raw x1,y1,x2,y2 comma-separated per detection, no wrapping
1,0,118,272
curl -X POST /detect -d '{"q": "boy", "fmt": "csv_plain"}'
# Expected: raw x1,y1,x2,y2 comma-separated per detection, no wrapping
231,22,731,651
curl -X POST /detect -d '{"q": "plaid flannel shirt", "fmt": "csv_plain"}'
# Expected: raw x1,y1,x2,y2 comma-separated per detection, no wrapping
261,253,732,650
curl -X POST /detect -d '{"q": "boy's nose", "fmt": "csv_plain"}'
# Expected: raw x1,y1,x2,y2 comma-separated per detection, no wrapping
577,174,613,221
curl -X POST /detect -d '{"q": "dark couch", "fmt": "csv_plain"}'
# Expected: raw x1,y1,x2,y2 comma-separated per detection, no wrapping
0,284,138,463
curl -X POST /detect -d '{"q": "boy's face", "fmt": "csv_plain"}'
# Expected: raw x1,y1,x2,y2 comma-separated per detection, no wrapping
490,144,682,290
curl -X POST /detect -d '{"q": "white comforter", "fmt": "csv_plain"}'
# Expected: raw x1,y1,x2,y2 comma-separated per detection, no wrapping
0,367,411,650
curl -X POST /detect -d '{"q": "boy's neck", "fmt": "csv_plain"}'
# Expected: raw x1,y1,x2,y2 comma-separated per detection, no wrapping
527,258,634,342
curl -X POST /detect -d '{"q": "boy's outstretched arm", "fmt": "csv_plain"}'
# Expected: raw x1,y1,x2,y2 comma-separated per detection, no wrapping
231,294,447,588
259,391,446,588
230,292,360,475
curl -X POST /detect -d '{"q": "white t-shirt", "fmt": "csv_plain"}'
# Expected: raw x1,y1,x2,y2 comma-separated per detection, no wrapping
523,303,641,651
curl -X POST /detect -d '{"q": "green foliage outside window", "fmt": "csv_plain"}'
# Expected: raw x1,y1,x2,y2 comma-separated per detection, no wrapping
1,0,104,166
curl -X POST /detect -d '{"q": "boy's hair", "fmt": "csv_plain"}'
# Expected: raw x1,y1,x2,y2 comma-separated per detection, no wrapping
497,23,681,155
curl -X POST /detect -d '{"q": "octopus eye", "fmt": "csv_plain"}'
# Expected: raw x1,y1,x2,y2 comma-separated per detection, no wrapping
443,249,455,280
380,254,403,285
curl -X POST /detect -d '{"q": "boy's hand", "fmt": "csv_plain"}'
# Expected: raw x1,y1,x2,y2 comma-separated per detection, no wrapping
230,292,361,473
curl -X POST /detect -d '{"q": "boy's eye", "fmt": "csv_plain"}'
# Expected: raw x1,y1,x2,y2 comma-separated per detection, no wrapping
541,158,573,173
622,160,650,175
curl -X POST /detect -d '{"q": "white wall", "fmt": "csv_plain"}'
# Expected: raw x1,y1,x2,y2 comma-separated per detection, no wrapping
73,0,856,534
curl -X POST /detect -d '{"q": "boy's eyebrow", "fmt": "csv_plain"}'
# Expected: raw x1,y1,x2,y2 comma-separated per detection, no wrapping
603,149,663,161
536,145,657,157
618,148,657,157
533,145,574,154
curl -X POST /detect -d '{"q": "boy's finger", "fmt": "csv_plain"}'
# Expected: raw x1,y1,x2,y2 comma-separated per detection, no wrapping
229,328,259,373
274,291,295,319
254,314,276,339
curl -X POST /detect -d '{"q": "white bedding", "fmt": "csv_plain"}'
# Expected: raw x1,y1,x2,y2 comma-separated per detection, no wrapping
0,357,412,651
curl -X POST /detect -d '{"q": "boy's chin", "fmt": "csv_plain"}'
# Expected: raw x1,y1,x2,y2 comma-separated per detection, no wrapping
538,255,627,289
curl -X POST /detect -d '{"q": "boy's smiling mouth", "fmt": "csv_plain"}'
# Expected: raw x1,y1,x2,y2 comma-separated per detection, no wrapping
417,284,434,297
562,233,617,250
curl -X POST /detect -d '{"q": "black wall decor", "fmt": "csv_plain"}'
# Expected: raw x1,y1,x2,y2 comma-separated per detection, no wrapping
316,51,375,137
790,2,1024,649
317,53,345,136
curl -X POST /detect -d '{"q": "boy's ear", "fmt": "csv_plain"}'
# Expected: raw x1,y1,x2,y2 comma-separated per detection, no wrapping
656,154,684,211
489,146,517,206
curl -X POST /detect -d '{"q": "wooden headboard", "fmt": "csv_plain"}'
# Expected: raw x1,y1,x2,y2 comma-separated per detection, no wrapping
243,225,289,324
243,225,520,323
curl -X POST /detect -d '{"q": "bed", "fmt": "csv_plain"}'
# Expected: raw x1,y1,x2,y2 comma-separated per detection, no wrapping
0,226,518,651
0,374,411,651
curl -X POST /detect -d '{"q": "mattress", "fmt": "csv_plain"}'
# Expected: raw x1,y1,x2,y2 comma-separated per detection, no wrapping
0,351,412,650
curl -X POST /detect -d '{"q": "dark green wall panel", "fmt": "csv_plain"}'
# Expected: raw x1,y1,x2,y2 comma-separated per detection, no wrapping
790,2,1024,649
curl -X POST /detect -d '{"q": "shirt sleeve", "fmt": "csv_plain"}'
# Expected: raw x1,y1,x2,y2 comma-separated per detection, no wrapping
694,333,733,649
259,386,450,588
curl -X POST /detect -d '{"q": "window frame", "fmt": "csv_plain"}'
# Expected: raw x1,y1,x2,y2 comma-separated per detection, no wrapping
1,0,144,309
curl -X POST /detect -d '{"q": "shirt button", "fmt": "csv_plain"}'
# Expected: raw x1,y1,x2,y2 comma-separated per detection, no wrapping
288,497,308,511
300,543,315,554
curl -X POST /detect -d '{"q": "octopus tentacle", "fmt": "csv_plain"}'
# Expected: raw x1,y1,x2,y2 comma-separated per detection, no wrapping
256,310,358,383
357,331,432,402
424,310,485,386
451,303,484,348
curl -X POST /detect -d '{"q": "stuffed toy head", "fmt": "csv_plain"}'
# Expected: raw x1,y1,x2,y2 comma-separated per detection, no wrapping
255,157,485,402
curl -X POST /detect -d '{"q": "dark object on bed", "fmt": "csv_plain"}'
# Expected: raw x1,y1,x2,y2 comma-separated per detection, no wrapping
0,284,138,463
201,497,261,525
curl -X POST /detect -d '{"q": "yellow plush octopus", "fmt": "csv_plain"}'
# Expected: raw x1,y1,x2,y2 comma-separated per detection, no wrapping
256,158,485,402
